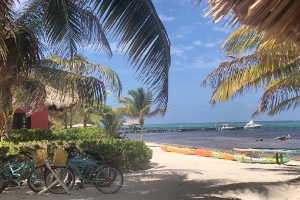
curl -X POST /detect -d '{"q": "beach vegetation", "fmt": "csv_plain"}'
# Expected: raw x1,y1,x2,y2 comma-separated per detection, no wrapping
201,25,300,117
120,87,164,141
0,128,152,171
98,105,126,138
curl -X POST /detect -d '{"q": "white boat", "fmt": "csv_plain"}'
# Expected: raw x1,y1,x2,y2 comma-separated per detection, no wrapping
221,124,236,130
244,120,261,129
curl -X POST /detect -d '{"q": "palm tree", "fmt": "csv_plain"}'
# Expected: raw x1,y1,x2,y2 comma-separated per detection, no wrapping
43,53,122,128
120,87,163,141
99,105,125,138
201,25,300,116
18,0,171,114
0,0,171,140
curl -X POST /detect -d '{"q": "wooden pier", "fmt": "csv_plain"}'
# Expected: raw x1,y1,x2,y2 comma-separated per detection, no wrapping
119,126,244,134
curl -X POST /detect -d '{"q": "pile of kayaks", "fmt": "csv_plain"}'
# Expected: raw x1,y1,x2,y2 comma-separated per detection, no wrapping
160,145,292,164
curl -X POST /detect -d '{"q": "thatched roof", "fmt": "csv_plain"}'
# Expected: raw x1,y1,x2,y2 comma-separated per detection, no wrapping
206,0,300,45
123,119,140,126
45,86,79,109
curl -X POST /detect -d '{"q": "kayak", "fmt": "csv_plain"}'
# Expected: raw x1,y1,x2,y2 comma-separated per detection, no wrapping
179,148,197,155
166,146,181,153
220,152,236,161
195,149,213,157
234,155,291,164
212,151,224,159
160,146,170,152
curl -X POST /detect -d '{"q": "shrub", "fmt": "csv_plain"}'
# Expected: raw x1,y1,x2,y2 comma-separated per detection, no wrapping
1,128,152,171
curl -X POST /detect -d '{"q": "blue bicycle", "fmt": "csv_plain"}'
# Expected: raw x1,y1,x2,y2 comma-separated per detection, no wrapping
0,151,46,193
44,147,123,194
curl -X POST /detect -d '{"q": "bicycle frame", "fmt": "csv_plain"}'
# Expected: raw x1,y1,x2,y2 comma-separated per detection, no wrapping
66,157,101,184
0,152,44,189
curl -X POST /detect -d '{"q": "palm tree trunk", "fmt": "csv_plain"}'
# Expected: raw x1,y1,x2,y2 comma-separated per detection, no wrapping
140,121,144,141
1,115,13,141
64,109,68,129
1,86,13,141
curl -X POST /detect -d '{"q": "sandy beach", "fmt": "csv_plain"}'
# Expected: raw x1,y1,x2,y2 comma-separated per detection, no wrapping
2,142,300,200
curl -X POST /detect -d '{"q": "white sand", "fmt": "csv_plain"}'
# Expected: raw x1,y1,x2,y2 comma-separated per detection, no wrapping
2,142,300,200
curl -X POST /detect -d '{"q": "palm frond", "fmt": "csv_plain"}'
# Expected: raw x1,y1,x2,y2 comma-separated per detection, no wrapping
221,25,262,55
0,0,15,62
253,74,300,117
42,57,122,100
94,0,170,114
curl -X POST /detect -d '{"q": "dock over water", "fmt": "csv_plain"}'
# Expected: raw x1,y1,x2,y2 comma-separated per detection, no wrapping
119,126,244,134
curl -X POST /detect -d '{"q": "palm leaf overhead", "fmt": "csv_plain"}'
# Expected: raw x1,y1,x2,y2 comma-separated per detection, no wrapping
201,22,300,118
94,0,171,114
253,74,300,117
0,0,15,62
40,56,122,100
19,0,170,115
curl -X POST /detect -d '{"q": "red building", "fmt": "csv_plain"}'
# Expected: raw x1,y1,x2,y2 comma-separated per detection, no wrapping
0,107,49,130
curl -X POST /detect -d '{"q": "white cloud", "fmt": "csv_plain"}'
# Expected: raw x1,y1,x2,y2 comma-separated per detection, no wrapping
205,42,217,48
213,26,232,33
171,45,194,59
193,40,202,46
159,14,175,22
176,34,184,39
190,57,223,69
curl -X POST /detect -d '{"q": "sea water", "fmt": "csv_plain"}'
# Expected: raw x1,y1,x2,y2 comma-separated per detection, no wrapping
126,120,300,151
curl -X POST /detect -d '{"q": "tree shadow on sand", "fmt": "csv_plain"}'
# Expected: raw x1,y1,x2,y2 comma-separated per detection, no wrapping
1,162,300,200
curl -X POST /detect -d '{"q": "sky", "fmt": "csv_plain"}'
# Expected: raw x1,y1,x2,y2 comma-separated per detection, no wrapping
18,0,300,124
83,0,300,124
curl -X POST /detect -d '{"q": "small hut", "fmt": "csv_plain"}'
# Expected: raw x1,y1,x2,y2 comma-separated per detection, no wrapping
123,119,140,133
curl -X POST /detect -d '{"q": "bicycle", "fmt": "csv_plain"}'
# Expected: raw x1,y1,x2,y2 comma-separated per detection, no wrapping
44,147,123,194
0,151,46,193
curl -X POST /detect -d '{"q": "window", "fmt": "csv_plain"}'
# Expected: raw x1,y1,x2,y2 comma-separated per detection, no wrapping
13,113,31,129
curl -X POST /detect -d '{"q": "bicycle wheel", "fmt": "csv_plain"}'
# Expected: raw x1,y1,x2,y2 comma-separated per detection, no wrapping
27,166,45,193
44,167,75,194
0,172,8,193
94,167,123,194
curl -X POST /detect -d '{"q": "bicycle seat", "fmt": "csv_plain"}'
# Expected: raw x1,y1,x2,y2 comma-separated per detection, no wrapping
84,150,103,161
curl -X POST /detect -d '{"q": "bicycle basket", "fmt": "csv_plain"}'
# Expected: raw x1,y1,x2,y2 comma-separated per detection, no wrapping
33,149,47,167
53,149,68,166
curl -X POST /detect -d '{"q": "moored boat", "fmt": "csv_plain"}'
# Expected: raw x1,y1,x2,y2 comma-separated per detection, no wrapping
221,124,236,130
244,120,261,129
234,155,291,164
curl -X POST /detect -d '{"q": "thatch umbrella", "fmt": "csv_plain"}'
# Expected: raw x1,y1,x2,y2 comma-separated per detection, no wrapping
44,86,80,129
205,0,300,45
44,86,79,109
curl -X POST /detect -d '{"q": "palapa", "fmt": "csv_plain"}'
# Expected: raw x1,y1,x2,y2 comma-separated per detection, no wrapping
44,86,79,109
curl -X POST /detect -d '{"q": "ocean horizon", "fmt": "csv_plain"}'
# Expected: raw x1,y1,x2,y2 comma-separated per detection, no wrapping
141,120,300,129
126,120,300,154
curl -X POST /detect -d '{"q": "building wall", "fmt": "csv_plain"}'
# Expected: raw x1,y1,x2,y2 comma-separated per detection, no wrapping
15,107,49,129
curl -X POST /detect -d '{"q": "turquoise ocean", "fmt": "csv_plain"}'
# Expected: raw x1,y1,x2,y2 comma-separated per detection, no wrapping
126,120,300,152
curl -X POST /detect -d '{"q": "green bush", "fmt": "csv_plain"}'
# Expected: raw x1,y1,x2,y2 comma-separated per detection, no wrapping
1,128,152,171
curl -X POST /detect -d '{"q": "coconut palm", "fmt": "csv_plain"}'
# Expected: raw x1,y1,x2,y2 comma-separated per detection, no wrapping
16,0,171,113
201,25,300,116
0,0,171,140
99,105,125,138
120,87,163,141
